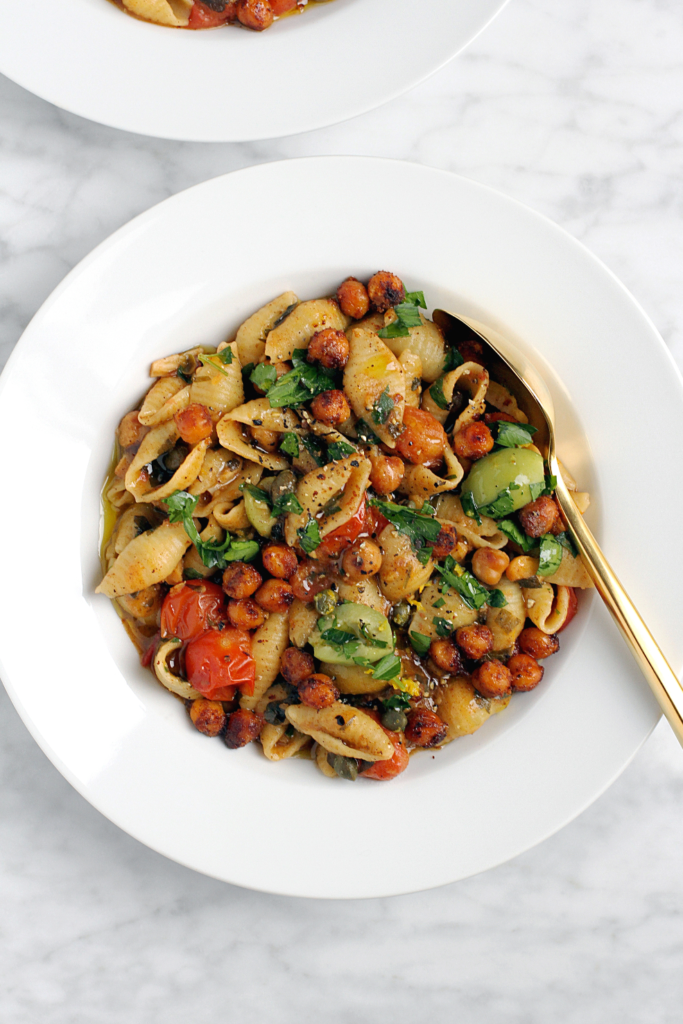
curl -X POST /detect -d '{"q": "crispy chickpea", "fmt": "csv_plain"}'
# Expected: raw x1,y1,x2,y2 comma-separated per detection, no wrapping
309,389,350,426
368,448,404,495
472,660,513,699
222,562,263,599
429,639,463,674
223,708,263,748
270,0,296,12
519,627,560,660
405,707,448,748
227,598,266,631
297,673,339,710
307,329,350,370
507,653,544,692
290,559,332,603
471,548,510,586
189,699,226,737
341,539,383,581
518,496,561,538
262,543,298,580
249,425,280,453
118,410,146,448
367,271,406,313
457,337,485,364
337,276,370,319
453,420,494,460
506,555,540,582
280,646,315,686
236,0,273,30
254,578,294,613
395,407,447,465
456,624,494,660
431,523,459,561
174,403,213,446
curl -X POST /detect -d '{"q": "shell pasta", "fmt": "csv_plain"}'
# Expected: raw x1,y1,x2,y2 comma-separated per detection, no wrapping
99,271,592,783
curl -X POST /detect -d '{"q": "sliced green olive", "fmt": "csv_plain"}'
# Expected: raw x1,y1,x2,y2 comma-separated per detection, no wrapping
461,448,544,512
243,489,276,537
311,601,394,666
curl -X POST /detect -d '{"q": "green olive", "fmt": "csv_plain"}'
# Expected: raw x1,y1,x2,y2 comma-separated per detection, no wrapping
461,448,544,512
327,753,358,781
314,589,338,616
381,708,408,732
270,470,297,504
311,602,394,666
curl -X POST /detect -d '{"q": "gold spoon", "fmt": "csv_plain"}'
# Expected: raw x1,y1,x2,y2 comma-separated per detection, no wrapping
433,308,683,743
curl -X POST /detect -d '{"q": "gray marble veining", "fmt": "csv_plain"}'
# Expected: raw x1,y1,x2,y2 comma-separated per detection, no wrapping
1,0,683,1020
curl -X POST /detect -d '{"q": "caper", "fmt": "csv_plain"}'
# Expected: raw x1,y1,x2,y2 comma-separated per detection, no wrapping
327,753,358,781
381,708,408,732
314,589,338,616
264,701,286,724
391,600,411,628
270,470,297,504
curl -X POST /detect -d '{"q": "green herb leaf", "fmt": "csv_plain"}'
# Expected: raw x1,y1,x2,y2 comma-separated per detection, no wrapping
443,347,464,372
377,294,427,339
279,432,300,458
217,347,233,364
460,492,482,524
224,539,260,564
272,492,303,517
416,546,433,566
183,568,206,580
176,367,193,385
327,440,356,461
198,353,232,378
498,518,536,552
478,489,516,519
409,631,432,656
434,555,507,611
372,386,395,425
163,490,259,569
529,480,545,501
556,530,578,558
405,290,426,308
355,420,381,445
301,434,328,467
270,302,298,331
320,627,358,646
371,654,402,681
487,589,508,608
250,363,278,392
428,376,449,410
242,483,271,504
241,362,255,378
496,421,538,448
368,498,441,554
433,597,445,609
382,692,412,711
297,519,322,554
538,533,563,576
433,617,453,638
266,358,336,409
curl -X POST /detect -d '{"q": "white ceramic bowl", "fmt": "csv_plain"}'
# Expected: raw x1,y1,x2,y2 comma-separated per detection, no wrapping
1,157,681,898
0,0,509,141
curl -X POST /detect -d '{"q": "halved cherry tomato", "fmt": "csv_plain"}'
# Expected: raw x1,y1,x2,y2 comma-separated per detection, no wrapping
160,580,226,642
484,411,516,425
141,633,160,668
185,628,255,700
317,494,366,558
188,1,235,28
557,587,578,632
362,503,389,539
271,0,298,12
360,712,409,781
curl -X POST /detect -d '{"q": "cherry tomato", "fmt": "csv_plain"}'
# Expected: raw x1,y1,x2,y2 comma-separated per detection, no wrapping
484,411,516,425
557,587,578,632
362,503,389,539
360,712,409,781
160,580,226,643
185,628,255,700
317,495,366,557
188,1,234,28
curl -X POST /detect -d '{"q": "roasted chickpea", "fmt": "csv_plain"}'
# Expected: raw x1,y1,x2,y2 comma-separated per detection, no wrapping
262,543,298,579
118,410,146,448
117,585,162,621
341,539,383,581
174,403,213,446
289,558,332,603
431,523,459,561
189,699,226,737
270,0,296,13
456,624,494,660
280,647,315,686
223,708,263,748
519,627,560,660
227,598,266,631
395,407,447,465
249,425,280,453
506,555,540,582
457,337,485,364
471,548,510,586
367,271,406,313
307,329,350,370
254,578,294,613
405,707,448,748
507,653,545,692
472,660,513,699
222,562,263,599
368,448,404,495
236,0,273,30
309,389,350,426
518,496,562,538
453,421,494,460
429,639,463,674
297,673,339,710
337,276,370,319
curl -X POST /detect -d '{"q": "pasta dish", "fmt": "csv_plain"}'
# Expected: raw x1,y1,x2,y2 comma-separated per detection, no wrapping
112,0,329,32
98,272,593,782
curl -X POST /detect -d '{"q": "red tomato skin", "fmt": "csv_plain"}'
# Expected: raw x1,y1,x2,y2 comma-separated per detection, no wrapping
362,504,389,539
317,495,366,557
271,0,297,13
160,581,226,643
185,628,255,699
188,2,234,28
360,713,409,781
557,587,578,632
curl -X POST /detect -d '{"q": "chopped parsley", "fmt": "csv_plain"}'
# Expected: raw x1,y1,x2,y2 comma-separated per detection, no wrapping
163,490,259,569
270,302,298,331
272,492,303,517
250,362,278,392
265,348,337,408
368,498,441,555
372,387,395,425
433,597,445,609
433,617,453,637
443,346,464,372
279,432,300,458
301,433,328,467
197,349,233,378
556,530,578,558
428,376,449,410
371,653,402,682
498,518,536,552
297,518,322,554
409,631,432,656
176,366,193,385
377,292,427,339
496,421,538,448
434,555,506,611
327,440,356,461
382,692,412,711
538,533,563,576
242,483,270,504
355,419,381,445
460,492,482,524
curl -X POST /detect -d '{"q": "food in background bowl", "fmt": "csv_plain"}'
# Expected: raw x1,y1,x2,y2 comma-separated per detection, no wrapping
98,272,593,781
113,0,330,32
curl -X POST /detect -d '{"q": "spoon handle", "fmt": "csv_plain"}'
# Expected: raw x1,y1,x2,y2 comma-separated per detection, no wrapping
552,464,683,744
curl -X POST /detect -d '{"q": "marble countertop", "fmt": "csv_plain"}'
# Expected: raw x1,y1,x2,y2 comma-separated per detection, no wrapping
2,0,683,1020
